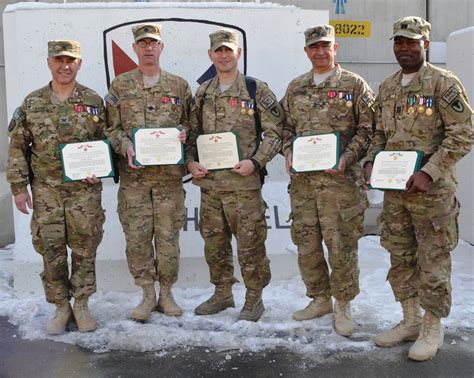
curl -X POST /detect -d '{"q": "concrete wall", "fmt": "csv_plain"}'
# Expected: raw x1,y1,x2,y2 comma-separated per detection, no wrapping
0,0,15,246
447,27,474,243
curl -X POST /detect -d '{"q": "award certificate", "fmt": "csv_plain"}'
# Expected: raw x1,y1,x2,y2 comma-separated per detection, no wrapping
370,151,424,190
291,132,340,173
197,132,240,170
132,127,184,166
60,140,114,182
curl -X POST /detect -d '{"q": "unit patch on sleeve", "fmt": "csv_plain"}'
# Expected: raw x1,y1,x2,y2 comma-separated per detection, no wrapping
260,95,276,110
361,93,375,107
441,85,460,105
104,93,119,107
8,107,25,132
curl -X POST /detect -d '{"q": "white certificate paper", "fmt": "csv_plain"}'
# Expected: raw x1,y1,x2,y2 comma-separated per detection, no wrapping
370,151,424,190
60,140,114,182
291,132,339,172
197,132,240,170
133,127,183,166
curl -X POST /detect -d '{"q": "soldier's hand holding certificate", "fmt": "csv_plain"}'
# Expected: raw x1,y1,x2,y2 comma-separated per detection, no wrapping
370,150,424,190
291,132,340,173
60,140,114,182
132,127,184,166
196,132,241,170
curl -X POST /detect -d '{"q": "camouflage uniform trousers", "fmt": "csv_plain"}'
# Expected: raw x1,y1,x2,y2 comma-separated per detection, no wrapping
199,188,271,291
289,175,367,301
117,179,185,287
30,180,105,304
381,191,460,318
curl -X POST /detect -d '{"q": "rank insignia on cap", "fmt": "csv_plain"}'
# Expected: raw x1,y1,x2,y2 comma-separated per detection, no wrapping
260,95,275,110
105,93,119,106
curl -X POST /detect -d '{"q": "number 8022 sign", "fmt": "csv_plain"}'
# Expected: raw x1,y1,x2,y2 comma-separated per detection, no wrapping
329,20,371,38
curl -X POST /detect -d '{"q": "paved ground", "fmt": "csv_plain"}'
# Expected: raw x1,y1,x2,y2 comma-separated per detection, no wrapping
1,317,472,378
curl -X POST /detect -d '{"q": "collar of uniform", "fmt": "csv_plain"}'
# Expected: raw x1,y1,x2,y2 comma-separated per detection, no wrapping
208,71,246,98
397,61,428,93
327,64,342,87
132,68,172,92
69,84,83,103
301,63,341,88
46,81,82,103
300,70,314,87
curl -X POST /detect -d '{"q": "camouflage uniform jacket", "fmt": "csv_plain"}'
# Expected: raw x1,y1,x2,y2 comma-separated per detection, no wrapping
7,83,105,195
282,64,375,183
105,68,192,182
185,72,284,191
366,62,473,194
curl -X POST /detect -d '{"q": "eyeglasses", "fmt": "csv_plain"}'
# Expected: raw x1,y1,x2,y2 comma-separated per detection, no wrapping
136,40,161,48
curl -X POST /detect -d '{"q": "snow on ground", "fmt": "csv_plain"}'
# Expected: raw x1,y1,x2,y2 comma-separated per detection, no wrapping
0,237,472,354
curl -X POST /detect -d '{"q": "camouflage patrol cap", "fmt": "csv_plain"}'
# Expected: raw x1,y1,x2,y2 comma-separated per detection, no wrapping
209,29,238,52
132,23,162,42
304,25,335,46
391,16,431,40
48,40,81,59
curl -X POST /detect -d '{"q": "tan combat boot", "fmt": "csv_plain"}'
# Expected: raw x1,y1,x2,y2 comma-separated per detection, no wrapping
334,300,354,337
374,297,422,347
131,284,157,321
73,298,97,333
195,284,235,315
292,297,333,321
408,310,444,361
238,290,265,322
157,284,183,317
46,300,73,335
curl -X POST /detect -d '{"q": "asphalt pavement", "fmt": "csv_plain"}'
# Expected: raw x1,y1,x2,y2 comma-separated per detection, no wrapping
1,316,473,378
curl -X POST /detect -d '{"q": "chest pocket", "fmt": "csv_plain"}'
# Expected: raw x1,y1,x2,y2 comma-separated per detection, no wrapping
234,97,256,134
121,97,144,130
291,92,317,134
72,110,98,141
146,94,183,127
409,92,438,136
28,101,62,147
327,89,354,130
381,95,398,137
201,96,219,133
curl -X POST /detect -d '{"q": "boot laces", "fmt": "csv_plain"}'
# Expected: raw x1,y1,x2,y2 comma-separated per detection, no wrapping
336,302,349,317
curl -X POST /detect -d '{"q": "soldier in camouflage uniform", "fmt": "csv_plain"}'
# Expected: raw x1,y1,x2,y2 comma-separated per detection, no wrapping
363,17,472,361
7,40,105,334
282,25,374,336
186,29,284,322
105,23,192,321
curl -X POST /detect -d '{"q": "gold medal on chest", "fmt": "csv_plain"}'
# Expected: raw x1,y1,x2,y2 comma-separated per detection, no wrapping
425,108,433,116
346,101,353,108
407,107,415,115
93,115,99,122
